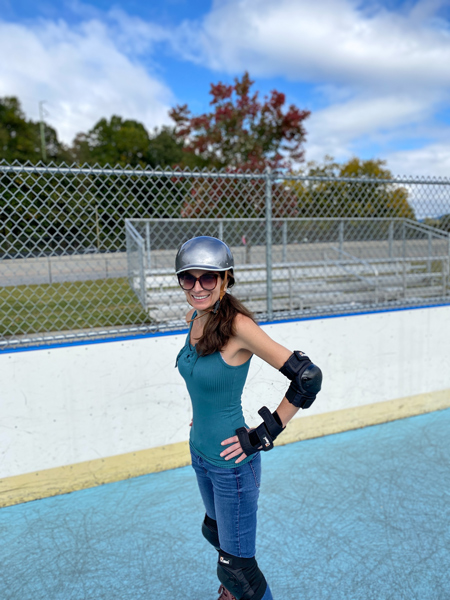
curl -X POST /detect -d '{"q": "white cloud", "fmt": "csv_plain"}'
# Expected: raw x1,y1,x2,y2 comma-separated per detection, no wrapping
304,89,450,177
386,142,450,179
170,0,450,176
176,0,450,91
304,92,438,162
387,140,450,218
107,8,170,55
0,17,174,144
1,0,449,179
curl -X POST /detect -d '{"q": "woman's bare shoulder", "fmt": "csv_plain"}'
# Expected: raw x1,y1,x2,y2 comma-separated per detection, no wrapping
185,308,195,323
233,312,260,335
233,312,291,368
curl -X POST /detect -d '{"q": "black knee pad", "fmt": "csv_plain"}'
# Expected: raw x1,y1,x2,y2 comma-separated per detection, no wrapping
217,550,267,600
201,514,220,550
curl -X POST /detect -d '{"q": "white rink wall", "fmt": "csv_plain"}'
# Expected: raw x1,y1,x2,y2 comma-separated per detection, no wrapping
1,305,449,479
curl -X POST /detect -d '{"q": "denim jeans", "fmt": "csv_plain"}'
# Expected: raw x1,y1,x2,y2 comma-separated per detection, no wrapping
191,447,274,599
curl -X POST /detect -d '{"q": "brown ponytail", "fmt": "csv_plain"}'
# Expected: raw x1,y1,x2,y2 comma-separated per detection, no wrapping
195,271,255,356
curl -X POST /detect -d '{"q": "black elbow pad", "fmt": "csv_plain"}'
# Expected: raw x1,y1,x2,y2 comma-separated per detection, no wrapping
280,351,323,409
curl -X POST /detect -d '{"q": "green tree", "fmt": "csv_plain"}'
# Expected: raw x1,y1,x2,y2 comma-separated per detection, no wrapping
0,96,69,164
438,214,450,232
291,157,415,219
71,115,152,167
0,96,40,162
72,119,206,169
424,213,450,233
147,126,182,168
31,121,72,163
147,126,208,169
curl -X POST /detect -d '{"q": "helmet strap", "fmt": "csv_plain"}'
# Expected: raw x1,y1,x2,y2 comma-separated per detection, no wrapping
220,271,228,300
213,271,228,313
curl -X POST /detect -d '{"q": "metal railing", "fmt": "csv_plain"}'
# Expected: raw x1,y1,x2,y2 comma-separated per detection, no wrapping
325,246,380,303
126,217,450,325
1,161,450,349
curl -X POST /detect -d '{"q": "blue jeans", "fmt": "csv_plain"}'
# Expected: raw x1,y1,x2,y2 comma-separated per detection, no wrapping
191,448,274,599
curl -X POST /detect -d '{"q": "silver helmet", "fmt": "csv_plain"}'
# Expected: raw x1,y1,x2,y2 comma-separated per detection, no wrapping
175,236,234,274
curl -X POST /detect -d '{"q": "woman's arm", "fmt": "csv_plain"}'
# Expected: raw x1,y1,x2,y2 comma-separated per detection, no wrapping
234,316,302,426
221,314,321,463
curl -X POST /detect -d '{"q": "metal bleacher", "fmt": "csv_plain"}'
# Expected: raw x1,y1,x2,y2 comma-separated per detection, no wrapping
125,218,450,325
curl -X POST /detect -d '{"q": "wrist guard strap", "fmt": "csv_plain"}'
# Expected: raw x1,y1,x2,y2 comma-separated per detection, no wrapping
236,407,285,456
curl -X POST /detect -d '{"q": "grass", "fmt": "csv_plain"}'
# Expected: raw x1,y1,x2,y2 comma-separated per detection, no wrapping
0,277,152,337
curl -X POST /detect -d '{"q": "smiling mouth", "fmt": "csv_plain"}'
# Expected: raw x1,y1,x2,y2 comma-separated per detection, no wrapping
191,294,209,300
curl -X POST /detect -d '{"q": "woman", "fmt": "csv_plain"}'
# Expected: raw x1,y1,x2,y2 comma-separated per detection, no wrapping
175,236,322,600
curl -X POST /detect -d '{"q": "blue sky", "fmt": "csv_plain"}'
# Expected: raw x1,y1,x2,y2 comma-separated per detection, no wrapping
1,0,450,177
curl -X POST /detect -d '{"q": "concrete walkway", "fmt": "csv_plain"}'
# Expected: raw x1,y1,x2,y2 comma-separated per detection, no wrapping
1,409,449,600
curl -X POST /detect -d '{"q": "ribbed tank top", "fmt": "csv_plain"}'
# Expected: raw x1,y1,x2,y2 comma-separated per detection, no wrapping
176,314,252,468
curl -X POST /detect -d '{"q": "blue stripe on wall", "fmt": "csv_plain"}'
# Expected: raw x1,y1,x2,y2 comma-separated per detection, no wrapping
2,301,449,355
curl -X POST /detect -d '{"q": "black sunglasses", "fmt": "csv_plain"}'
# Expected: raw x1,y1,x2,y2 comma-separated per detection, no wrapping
178,272,219,291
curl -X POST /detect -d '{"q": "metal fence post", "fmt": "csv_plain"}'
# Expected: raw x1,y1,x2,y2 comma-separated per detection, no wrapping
388,221,394,258
145,222,151,272
427,232,432,273
402,221,406,260
218,221,223,241
282,220,287,262
447,234,450,295
448,233,450,268
339,220,344,255
95,205,100,250
265,167,273,319
402,261,407,298
139,237,147,311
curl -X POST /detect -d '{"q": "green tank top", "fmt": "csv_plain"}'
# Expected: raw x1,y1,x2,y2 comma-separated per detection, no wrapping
176,315,252,468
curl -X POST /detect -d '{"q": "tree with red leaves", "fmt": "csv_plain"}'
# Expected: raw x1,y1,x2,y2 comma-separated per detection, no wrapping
169,72,310,171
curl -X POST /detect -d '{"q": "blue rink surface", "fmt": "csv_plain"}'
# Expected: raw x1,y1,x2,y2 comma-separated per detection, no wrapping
1,410,450,600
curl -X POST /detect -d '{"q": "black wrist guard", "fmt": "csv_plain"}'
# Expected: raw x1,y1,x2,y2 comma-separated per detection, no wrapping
280,351,323,409
236,407,285,456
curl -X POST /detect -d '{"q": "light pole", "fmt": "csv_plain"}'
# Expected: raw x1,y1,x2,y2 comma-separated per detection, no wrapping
39,101,47,162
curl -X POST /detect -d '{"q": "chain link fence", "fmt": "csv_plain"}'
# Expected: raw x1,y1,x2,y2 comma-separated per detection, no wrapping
1,161,450,349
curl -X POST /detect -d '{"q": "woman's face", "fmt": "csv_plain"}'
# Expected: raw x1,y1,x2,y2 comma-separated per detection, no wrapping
179,269,222,311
